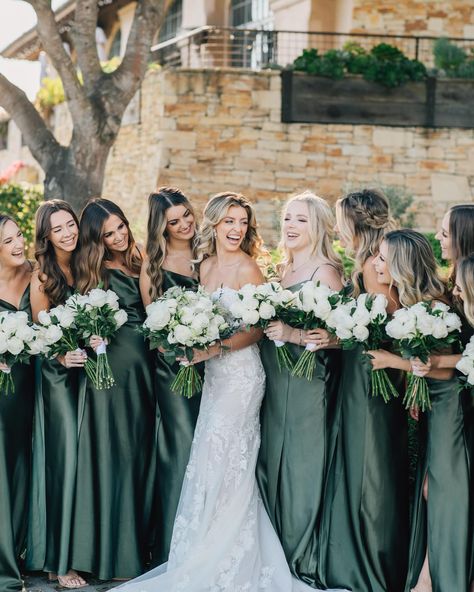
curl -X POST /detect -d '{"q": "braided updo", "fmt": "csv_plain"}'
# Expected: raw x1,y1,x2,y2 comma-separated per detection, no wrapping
336,188,396,294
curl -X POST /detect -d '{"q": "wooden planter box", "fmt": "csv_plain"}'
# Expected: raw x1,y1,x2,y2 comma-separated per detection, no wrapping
281,70,474,129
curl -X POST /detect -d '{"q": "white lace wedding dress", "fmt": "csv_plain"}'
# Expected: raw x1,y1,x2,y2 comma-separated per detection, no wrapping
118,289,346,592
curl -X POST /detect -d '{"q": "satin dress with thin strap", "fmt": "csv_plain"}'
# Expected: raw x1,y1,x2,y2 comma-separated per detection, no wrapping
320,281,409,592
26,286,86,576
0,285,35,592
70,269,156,580
151,270,203,565
257,280,342,587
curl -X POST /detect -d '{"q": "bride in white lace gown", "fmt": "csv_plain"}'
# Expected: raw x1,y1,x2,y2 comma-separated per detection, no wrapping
118,193,346,592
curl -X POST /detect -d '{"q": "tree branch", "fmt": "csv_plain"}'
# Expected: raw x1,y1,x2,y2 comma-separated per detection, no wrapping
109,0,171,109
23,0,92,122
0,72,62,171
70,0,103,94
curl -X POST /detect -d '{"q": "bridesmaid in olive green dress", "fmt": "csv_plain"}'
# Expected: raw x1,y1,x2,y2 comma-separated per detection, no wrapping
27,200,88,590
70,198,155,580
320,190,409,592
139,187,202,566
369,229,470,592
0,214,34,592
256,192,343,587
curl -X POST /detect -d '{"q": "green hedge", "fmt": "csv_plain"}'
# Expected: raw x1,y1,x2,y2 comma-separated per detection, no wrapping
0,182,43,255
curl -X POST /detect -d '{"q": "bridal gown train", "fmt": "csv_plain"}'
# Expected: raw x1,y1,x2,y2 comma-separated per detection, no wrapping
118,289,347,592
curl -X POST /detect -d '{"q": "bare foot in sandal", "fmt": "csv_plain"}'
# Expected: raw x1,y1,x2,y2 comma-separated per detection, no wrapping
56,570,87,589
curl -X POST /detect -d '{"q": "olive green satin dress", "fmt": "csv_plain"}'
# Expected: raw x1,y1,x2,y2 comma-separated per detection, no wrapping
256,282,342,587
405,376,471,592
320,345,409,592
70,270,156,580
151,270,202,566
26,287,85,576
0,287,34,591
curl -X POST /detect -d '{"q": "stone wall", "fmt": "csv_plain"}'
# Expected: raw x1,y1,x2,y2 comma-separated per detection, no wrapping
351,0,474,38
102,67,474,243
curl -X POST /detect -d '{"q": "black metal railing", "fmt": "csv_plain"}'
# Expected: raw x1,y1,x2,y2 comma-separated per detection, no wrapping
150,26,474,71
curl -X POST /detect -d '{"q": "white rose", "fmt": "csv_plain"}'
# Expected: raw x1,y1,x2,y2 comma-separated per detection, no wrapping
45,325,63,345
2,314,20,335
145,302,171,331
352,306,371,326
28,338,47,356
239,309,259,326
114,309,128,328
313,299,333,321
353,324,370,342
87,288,108,308
191,312,210,333
456,356,473,376
259,302,276,320
386,319,406,340
445,312,462,332
59,309,76,329
240,284,258,298
336,327,353,340
15,324,35,342
180,306,195,325
7,336,24,356
106,290,120,310
0,334,8,354
431,318,449,339
370,294,388,321
432,301,449,313
38,310,52,326
416,315,434,336
173,324,193,345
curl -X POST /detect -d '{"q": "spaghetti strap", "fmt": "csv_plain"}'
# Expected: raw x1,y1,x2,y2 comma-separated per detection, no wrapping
309,262,339,280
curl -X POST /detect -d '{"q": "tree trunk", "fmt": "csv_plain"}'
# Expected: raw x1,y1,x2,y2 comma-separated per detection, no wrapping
43,140,111,212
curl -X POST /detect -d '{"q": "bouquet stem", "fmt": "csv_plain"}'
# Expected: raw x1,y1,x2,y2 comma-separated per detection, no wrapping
292,348,317,381
171,364,202,398
274,342,294,372
0,368,14,396
94,352,115,390
403,373,431,411
370,369,399,403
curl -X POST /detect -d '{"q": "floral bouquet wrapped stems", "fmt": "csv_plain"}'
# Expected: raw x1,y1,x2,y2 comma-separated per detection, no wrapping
0,311,42,395
36,302,96,383
326,293,399,403
69,289,128,390
455,336,474,391
227,282,297,371
386,301,462,411
141,286,233,398
279,281,341,381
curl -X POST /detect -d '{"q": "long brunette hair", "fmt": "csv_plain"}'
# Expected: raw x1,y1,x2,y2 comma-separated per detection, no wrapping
74,198,141,294
34,200,79,306
146,187,197,300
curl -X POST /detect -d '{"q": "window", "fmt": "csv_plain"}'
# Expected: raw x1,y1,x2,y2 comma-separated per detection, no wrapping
230,0,272,28
158,0,183,43
0,121,7,151
229,0,274,68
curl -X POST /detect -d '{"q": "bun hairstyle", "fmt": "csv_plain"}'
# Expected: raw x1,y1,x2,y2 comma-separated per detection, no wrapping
146,187,197,300
74,198,141,294
383,229,447,307
336,188,396,294
195,191,266,263
34,200,79,306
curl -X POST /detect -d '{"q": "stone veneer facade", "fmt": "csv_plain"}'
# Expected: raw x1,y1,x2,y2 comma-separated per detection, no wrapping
97,67,474,242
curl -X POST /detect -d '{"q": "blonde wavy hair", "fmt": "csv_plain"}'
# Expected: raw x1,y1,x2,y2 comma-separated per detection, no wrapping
384,229,447,307
279,191,342,276
457,255,474,326
195,192,266,263
336,188,396,295
146,187,197,300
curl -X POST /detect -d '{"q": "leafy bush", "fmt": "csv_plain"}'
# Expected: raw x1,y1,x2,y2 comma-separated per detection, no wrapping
293,42,427,87
433,38,474,79
0,183,43,255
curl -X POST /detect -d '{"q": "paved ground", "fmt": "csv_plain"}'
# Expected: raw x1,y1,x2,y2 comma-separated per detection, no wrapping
24,573,121,591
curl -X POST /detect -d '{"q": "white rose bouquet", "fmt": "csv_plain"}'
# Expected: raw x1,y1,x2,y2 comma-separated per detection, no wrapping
35,302,97,384
227,282,297,371
276,281,341,381
68,288,128,389
0,311,42,395
326,293,399,402
386,301,462,410
455,336,474,390
141,286,233,398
